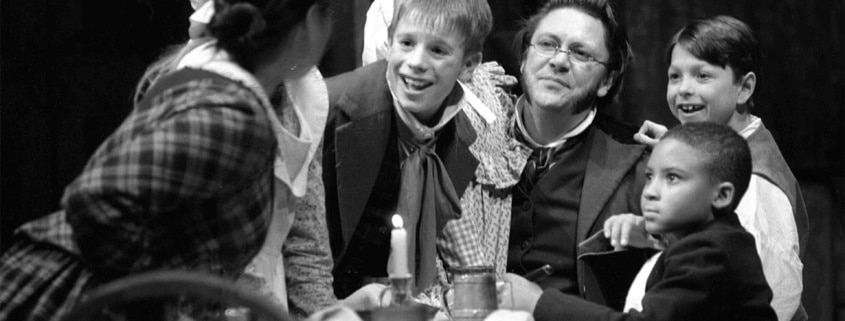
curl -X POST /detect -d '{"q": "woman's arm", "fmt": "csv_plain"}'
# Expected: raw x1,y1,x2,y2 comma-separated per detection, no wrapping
284,149,339,317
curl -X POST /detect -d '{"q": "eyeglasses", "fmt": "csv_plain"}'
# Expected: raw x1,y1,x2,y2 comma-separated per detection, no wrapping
530,41,608,67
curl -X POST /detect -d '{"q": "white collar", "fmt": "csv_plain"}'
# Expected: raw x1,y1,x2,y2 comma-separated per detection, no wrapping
513,95,596,149
737,115,762,139
177,42,327,197
460,81,496,124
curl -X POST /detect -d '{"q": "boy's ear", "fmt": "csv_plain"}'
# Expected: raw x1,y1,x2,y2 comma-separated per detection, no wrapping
597,70,619,98
711,181,736,211
736,71,756,105
459,52,483,81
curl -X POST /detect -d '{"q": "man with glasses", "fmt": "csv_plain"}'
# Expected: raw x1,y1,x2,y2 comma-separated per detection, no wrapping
502,0,649,314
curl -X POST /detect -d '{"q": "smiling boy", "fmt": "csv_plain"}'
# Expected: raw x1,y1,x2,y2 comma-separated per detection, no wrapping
322,0,497,298
506,122,776,321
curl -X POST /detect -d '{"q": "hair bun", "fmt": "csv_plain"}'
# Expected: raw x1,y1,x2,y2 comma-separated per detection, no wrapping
210,2,266,49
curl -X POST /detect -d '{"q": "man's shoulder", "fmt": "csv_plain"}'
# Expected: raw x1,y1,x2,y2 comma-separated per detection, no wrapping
592,112,639,145
585,112,648,170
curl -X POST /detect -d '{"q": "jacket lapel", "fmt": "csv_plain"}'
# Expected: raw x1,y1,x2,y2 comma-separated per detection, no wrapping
438,109,480,200
334,100,394,249
577,128,645,243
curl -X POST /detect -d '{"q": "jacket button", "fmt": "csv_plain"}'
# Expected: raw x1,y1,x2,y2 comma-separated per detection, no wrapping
521,238,533,250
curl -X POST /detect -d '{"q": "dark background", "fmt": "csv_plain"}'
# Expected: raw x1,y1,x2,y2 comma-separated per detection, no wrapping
1,0,842,319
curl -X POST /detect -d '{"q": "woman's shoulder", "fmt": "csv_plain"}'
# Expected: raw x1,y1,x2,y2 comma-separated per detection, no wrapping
148,69,265,112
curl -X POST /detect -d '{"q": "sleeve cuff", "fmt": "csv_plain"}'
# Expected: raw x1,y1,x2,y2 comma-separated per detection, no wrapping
533,289,569,321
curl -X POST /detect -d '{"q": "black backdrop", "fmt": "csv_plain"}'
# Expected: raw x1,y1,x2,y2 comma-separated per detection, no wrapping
1,0,843,319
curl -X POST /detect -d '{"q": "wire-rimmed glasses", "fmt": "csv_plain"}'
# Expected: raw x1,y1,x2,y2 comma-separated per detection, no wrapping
530,41,608,67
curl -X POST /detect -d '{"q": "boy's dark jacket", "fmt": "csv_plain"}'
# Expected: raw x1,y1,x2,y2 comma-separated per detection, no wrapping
534,213,777,321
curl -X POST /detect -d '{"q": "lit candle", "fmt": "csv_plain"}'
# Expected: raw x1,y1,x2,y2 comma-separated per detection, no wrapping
390,214,409,277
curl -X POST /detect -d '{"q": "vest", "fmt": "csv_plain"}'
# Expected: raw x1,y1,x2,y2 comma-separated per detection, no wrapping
746,124,809,257
508,126,593,294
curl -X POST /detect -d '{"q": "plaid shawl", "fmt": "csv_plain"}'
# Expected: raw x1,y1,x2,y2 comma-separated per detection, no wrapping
0,69,276,320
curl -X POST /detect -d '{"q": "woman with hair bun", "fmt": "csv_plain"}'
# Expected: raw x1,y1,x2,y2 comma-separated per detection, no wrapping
0,0,333,320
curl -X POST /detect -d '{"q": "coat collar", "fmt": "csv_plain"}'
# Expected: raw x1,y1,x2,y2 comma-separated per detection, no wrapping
577,123,646,243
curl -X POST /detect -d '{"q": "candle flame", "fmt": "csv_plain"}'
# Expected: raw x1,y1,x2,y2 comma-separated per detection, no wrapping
392,214,404,229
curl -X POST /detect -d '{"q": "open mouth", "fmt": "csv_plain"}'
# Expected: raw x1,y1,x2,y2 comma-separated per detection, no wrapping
677,104,705,114
402,76,432,92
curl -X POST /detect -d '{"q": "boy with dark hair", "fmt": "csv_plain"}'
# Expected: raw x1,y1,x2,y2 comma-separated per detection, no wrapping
506,122,776,321
322,0,503,298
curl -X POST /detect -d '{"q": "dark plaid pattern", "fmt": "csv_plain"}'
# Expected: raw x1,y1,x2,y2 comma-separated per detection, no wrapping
0,70,277,320
0,240,96,321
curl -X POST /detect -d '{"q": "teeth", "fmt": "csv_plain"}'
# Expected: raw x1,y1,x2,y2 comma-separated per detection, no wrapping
403,77,431,90
678,104,703,113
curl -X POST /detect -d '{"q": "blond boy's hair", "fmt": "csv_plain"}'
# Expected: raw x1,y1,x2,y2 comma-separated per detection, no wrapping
387,0,493,56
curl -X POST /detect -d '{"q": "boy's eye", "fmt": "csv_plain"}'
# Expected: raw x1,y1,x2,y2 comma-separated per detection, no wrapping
666,173,680,183
430,46,449,56
696,72,711,80
397,40,414,49
667,72,680,81
644,172,653,181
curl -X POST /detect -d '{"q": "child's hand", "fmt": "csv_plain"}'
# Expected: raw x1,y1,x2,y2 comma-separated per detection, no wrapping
603,214,665,251
633,120,668,149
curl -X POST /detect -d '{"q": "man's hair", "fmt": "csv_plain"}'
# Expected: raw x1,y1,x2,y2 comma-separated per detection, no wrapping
387,0,493,56
662,122,752,215
666,15,760,110
517,0,632,109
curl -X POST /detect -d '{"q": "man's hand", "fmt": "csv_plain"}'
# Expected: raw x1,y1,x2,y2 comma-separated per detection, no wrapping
603,214,665,251
503,273,543,314
633,120,668,149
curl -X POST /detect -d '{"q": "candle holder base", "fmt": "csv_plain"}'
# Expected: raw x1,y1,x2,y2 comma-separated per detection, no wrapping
386,275,414,306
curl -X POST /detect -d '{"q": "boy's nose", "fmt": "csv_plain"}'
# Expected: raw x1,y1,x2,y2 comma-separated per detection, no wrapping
642,181,659,200
678,77,694,96
405,46,429,72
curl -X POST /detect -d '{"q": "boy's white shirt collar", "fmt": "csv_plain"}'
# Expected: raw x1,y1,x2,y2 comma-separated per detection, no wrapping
189,0,214,24
386,70,490,141
460,81,497,124
513,95,596,149
734,115,762,214
737,115,762,139
177,41,327,197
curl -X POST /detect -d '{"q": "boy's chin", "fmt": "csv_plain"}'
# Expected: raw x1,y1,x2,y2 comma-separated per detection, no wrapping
643,222,664,235
398,100,441,122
